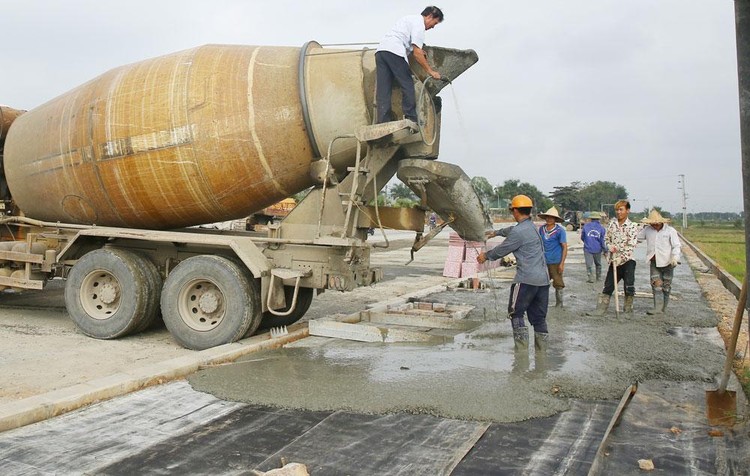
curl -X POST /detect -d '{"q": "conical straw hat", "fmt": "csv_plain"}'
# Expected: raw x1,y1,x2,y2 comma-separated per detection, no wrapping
538,206,563,222
641,209,670,224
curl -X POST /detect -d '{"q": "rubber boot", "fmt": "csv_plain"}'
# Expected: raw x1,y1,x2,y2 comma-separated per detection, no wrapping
662,291,670,313
646,289,664,315
534,332,549,352
595,269,602,281
586,271,594,283
555,289,563,308
513,327,529,351
624,295,634,313
586,294,610,317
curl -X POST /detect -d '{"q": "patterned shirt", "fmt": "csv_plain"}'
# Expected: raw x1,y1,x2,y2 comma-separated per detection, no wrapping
605,218,640,265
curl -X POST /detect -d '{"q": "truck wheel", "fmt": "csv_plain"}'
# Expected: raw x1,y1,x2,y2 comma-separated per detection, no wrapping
161,255,261,350
64,248,151,339
260,286,314,329
132,253,163,333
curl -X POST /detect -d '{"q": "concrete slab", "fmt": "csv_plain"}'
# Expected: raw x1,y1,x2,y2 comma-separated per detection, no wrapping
308,319,450,343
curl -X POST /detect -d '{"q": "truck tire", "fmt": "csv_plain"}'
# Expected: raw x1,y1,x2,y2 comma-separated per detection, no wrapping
161,255,261,350
260,286,314,329
132,253,163,333
64,248,152,339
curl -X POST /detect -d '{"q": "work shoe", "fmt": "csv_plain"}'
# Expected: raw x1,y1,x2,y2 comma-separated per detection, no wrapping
534,332,549,352
586,294,610,317
662,291,670,313
513,327,529,351
554,289,563,308
646,290,664,315
624,295,634,313
586,272,594,283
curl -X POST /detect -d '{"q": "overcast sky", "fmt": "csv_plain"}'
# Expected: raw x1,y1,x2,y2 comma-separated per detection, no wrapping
1,0,742,213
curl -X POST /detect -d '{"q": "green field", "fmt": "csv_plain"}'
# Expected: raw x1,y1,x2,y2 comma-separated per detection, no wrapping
680,225,746,281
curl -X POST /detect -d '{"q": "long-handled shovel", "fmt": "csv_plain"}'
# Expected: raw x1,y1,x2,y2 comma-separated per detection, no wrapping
706,276,747,426
612,256,620,319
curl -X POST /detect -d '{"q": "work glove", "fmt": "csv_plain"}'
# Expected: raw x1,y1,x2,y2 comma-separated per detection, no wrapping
669,257,680,268
485,229,497,239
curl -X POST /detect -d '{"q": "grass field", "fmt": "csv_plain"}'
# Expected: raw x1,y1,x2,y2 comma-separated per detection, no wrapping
680,225,746,281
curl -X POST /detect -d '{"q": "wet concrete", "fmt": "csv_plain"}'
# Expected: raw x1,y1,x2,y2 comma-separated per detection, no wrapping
189,238,731,423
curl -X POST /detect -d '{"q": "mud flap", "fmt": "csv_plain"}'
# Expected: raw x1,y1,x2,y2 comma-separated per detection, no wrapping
397,159,491,242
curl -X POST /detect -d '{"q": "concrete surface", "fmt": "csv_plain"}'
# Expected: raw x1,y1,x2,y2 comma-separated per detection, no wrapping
0,226,749,474
188,238,742,422
0,229,455,430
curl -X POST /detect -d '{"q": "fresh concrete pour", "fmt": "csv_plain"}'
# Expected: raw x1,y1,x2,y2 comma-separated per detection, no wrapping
190,242,733,423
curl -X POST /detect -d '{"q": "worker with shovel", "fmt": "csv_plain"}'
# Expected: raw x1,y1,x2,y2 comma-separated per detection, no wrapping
638,209,682,315
478,195,550,351
587,199,640,316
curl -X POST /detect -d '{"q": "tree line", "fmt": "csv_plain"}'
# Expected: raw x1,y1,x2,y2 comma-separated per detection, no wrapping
470,178,628,214
379,178,630,216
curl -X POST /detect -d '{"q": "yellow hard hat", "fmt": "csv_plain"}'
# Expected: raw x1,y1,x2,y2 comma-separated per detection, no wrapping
509,194,533,209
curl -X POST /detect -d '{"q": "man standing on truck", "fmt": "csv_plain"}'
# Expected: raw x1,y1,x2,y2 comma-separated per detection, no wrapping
638,209,681,315
477,195,551,352
375,6,443,124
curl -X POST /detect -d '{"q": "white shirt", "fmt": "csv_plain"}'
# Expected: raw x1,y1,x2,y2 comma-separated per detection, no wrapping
637,224,682,267
377,14,426,60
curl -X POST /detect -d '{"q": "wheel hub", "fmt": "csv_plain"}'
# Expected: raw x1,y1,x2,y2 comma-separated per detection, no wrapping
80,270,121,320
198,292,219,314
99,283,118,304
178,279,226,331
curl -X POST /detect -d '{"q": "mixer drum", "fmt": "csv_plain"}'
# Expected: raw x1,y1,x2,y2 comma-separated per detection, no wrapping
3,43,373,228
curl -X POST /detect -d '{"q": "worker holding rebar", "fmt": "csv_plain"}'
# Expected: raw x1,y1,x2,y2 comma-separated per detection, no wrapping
478,195,550,351
638,209,682,315
587,199,641,316
375,6,443,124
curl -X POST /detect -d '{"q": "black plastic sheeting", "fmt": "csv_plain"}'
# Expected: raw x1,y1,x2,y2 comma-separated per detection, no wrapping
597,380,750,475
97,406,488,475
454,401,615,474
1,380,748,474
92,400,617,475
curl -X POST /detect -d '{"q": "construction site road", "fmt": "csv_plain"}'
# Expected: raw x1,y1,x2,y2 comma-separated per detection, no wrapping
0,227,749,474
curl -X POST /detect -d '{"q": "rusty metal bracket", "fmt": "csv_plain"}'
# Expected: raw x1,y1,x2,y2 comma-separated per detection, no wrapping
406,218,453,265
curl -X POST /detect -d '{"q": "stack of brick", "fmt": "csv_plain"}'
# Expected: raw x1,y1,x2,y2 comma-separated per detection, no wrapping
442,232,499,278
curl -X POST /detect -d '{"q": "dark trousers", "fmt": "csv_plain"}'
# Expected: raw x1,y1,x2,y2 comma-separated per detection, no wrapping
602,259,636,296
507,283,549,333
375,51,417,123
650,260,674,293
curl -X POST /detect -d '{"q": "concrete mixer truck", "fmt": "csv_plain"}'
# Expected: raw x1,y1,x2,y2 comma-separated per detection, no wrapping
0,41,484,350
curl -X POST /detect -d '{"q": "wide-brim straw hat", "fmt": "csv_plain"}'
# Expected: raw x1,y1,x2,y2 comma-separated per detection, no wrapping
538,206,563,222
641,209,671,224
